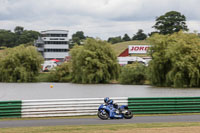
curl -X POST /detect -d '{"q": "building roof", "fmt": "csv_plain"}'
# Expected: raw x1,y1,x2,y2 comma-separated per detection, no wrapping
41,30,69,34
118,48,129,57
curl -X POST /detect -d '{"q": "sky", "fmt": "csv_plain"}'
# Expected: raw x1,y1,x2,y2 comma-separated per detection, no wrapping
0,0,200,40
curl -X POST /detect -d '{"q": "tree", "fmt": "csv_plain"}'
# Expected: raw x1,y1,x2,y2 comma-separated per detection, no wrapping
122,34,131,41
72,31,86,45
0,45,43,82
148,31,200,87
70,38,120,83
0,30,17,47
14,26,24,35
147,34,171,86
107,36,122,44
132,29,147,40
16,30,40,45
153,11,188,35
148,31,159,37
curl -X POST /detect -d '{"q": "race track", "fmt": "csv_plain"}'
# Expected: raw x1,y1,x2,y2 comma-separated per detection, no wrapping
1,115,200,128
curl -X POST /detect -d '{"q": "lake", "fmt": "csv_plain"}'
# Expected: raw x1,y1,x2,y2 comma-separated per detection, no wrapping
0,83,200,101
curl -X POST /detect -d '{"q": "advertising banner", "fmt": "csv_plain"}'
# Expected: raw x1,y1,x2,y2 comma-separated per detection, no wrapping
128,45,150,54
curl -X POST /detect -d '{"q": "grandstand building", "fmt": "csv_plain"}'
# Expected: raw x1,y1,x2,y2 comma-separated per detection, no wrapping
34,30,69,61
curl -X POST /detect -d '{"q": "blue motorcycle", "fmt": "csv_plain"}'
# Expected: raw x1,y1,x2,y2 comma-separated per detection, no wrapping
97,98,133,120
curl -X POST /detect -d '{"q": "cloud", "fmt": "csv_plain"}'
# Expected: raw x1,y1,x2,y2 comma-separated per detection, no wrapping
0,0,200,39
2,0,200,21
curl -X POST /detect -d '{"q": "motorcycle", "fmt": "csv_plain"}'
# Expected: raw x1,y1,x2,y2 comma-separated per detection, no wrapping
97,100,133,120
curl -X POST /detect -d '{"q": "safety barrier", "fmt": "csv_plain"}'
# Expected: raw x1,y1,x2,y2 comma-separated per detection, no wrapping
128,97,200,114
21,97,127,118
1,97,200,118
0,101,22,118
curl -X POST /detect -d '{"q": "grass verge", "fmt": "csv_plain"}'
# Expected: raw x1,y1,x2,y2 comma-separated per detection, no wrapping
1,122,200,133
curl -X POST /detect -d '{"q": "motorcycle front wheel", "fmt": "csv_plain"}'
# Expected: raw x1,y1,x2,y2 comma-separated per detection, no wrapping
124,110,133,119
97,109,109,120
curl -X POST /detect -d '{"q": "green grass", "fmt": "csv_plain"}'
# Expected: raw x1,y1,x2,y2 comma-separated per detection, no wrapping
1,122,200,133
111,40,149,56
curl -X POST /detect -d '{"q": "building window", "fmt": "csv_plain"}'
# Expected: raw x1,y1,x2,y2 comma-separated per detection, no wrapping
44,41,68,44
44,49,69,52
41,34,68,37
50,38,59,40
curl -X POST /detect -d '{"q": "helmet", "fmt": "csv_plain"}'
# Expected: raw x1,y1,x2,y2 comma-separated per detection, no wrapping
104,97,109,103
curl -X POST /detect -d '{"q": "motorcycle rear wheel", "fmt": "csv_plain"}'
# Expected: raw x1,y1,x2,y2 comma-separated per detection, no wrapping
124,110,133,119
98,109,109,120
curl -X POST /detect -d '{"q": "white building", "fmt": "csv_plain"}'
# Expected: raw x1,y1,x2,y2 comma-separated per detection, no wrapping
34,30,69,61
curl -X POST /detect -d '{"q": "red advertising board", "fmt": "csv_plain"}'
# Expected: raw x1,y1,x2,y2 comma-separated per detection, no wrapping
128,45,150,54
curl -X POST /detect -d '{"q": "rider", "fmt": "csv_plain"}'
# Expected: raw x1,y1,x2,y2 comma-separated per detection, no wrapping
104,97,119,110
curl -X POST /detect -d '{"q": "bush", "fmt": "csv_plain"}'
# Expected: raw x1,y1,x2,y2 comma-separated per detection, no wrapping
48,62,72,82
119,63,146,85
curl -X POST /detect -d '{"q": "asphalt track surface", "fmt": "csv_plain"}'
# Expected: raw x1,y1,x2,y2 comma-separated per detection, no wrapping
1,115,200,128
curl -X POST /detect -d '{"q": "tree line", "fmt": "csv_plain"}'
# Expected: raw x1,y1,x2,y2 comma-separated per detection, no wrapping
71,29,148,45
107,29,147,44
0,27,147,48
0,26,40,48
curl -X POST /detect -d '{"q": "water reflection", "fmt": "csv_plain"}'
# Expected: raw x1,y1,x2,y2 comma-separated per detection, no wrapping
0,83,200,100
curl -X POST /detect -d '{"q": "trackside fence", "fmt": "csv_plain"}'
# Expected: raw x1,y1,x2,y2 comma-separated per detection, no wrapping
21,97,128,118
0,101,22,118
1,97,200,118
128,97,200,114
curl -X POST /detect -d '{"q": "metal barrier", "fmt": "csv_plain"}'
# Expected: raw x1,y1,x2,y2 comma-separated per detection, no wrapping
1,97,200,118
128,97,200,114
0,101,22,118
22,97,128,118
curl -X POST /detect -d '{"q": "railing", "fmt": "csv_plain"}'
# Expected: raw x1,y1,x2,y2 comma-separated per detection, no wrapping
21,97,127,118
1,97,200,118
128,97,200,114
0,101,22,118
